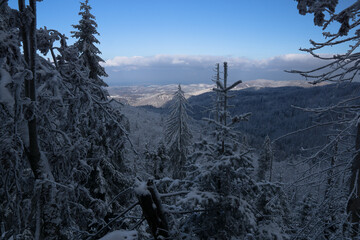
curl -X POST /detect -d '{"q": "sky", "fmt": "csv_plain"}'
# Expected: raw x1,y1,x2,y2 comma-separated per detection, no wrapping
7,0,354,86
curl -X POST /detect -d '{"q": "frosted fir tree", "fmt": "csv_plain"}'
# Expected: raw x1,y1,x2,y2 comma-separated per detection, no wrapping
255,138,289,239
51,35,132,238
176,63,258,238
208,62,249,153
165,85,192,179
288,138,350,239
294,193,318,239
257,135,273,182
144,143,169,179
0,2,37,239
71,0,108,88
188,143,258,239
180,62,288,239
255,182,290,240
0,1,133,239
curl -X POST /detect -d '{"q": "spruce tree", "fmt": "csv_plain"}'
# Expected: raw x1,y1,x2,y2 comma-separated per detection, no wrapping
0,1,131,238
183,63,257,238
72,0,108,88
258,135,273,182
165,85,192,179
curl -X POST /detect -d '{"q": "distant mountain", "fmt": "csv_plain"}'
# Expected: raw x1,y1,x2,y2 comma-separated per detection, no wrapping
107,83,212,107
235,79,327,89
107,79,327,107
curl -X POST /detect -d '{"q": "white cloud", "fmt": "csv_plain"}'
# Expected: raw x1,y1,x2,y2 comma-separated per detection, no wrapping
103,54,322,70
102,54,327,86
102,54,245,68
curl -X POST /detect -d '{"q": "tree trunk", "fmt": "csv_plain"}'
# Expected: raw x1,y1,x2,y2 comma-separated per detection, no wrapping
215,63,220,123
269,150,273,182
27,0,43,179
221,62,228,153
136,180,169,239
324,142,337,239
18,1,60,238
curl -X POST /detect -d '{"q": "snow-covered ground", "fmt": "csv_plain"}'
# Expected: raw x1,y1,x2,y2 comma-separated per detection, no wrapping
99,230,138,240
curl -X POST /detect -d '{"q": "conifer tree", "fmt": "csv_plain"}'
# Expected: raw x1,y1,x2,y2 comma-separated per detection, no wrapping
71,0,108,88
211,62,246,153
258,135,273,182
0,1,131,238
255,182,290,240
181,63,258,239
144,143,169,179
165,85,192,179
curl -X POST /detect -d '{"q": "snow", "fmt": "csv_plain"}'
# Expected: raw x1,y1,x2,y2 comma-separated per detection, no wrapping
99,230,138,240
0,67,14,108
19,121,30,147
134,180,150,196
179,190,217,206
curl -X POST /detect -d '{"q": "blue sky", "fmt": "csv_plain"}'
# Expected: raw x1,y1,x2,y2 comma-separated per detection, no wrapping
8,0,353,86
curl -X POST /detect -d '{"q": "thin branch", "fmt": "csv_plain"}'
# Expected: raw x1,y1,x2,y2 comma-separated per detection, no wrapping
88,201,139,240
159,191,190,198
272,120,351,143
167,209,209,214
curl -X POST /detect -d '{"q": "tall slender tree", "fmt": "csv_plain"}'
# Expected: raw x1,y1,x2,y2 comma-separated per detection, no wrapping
17,1,62,238
182,63,261,239
71,0,108,88
165,85,192,179
258,135,273,182
210,62,247,153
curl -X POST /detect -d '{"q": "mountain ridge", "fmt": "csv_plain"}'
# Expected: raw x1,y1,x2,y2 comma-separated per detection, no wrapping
107,79,327,107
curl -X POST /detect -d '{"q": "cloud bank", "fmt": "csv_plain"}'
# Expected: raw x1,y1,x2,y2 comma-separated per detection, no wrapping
102,54,326,86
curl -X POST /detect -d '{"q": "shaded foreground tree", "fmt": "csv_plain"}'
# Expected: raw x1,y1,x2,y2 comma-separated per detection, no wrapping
257,136,273,182
289,0,360,237
0,1,132,239
16,0,60,238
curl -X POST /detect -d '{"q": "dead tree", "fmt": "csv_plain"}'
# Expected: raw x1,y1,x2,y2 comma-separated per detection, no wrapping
213,62,244,153
135,180,169,239
212,63,220,123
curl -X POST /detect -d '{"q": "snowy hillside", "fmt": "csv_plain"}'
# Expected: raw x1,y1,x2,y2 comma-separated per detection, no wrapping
189,83,360,156
125,82,360,159
108,83,213,107
107,79,327,107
